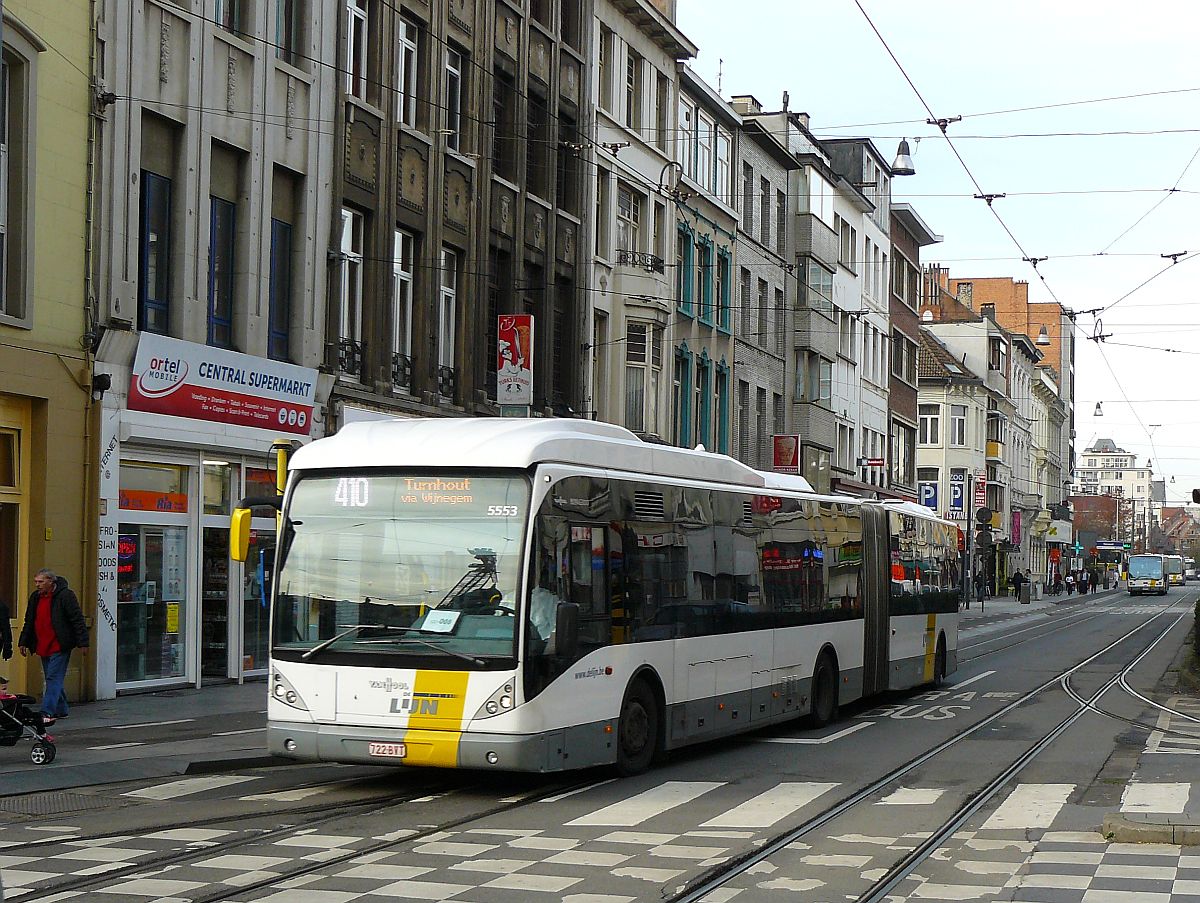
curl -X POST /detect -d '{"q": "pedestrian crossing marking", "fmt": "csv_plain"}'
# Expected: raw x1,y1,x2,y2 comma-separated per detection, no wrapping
567,781,721,827
879,788,944,806
981,783,1073,830
122,775,260,801
701,782,837,828
1121,782,1191,813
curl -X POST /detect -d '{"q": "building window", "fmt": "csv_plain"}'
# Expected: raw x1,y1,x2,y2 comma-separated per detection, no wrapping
560,0,582,50
739,267,751,336
393,229,414,372
216,0,241,34
805,260,833,313
697,112,714,190
207,197,236,348
595,168,610,257
677,96,694,178
556,109,579,214
716,251,730,329
695,358,711,449
346,0,368,100
530,0,551,28
776,189,787,255
799,351,832,405
493,68,517,180
891,422,916,488
138,171,172,335
715,130,731,203
759,177,770,246
598,26,613,111
625,321,661,433
339,208,363,371
616,182,641,252
439,248,457,369
742,163,753,231
397,18,419,126
445,47,464,151
675,229,689,311
918,403,940,445
756,279,768,347
950,404,967,446
526,91,549,196
774,288,786,356
714,365,729,454
267,219,292,361
696,240,708,321
274,0,297,64
737,380,750,463
655,71,669,152
624,48,642,131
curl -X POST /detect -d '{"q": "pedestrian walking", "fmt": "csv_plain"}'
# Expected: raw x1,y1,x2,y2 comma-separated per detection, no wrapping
1078,570,1089,595
1089,568,1099,594
17,568,88,720
1065,572,1075,595
1053,571,1063,596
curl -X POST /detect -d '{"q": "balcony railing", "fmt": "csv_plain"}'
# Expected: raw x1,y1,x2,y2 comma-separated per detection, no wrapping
391,352,412,390
615,249,665,273
437,365,457,399
338,338,363,378
986,439,1005,461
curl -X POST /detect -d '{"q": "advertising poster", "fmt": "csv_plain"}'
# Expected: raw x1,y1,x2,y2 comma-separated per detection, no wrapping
496,315,534,404
129,333,318,436
772,435,800,474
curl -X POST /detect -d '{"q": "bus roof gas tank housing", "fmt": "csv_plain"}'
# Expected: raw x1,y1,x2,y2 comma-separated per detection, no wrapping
290,418,812,490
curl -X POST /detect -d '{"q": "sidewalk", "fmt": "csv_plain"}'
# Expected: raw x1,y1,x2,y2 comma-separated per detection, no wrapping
0,679,279,795
960,584,1123,633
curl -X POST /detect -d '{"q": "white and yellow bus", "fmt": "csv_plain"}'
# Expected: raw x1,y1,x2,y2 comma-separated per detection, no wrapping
1164,554,1185,587
234,419,960,774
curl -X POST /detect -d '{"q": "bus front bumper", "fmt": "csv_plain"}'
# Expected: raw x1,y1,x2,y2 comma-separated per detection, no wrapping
267,722,593,772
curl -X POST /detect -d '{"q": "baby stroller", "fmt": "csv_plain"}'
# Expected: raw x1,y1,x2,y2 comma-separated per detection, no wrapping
1,692,56,765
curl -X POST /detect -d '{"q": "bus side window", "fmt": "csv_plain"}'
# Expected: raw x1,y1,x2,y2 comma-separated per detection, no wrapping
569,524,610,651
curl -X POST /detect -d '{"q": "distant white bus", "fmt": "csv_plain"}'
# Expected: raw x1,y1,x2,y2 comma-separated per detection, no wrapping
1128,554,1167,595
1185,558,1196,582
238,419,962,774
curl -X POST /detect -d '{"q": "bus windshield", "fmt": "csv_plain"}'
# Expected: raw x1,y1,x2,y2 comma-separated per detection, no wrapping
1128,556,1163,580
272,473,529,663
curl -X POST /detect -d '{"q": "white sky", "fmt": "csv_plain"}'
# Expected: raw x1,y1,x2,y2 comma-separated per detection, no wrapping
676,0,1200,503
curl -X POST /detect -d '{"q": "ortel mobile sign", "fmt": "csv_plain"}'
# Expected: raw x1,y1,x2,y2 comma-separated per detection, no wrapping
129,334,317,436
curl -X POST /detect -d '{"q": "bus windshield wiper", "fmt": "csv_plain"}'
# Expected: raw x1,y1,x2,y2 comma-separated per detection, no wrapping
301,622,406,659
391,637,486,666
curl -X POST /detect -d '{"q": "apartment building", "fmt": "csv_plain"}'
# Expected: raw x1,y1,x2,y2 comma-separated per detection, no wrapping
823,139,892,496
92,0,338,694
587,0,694,436
1074,438,1155,550
888,204,940,501
1,0,94,701
728,94,795,468
329,0,591,428
662,67,738,453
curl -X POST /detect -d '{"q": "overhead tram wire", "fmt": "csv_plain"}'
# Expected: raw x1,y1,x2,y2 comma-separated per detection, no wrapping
1100,139,1200,253
850,0,1064,309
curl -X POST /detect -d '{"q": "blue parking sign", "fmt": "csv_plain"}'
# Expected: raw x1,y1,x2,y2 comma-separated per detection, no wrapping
949,480,964,512
919,481,938,510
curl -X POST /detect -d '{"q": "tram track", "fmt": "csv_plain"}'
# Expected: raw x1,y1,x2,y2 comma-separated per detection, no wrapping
25,773,593,900
667,594,1192,903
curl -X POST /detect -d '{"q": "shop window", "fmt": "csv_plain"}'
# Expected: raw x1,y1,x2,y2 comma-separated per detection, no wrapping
119,462,189,513
0,430,15,487
117,524,188,682
203,461,240,516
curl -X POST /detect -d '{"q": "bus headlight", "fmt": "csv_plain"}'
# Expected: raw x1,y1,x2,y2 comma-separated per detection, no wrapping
271,671,309,712
473,682,517,721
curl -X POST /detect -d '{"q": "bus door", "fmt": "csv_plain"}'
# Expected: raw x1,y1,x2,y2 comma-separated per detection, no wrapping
860,505,890,696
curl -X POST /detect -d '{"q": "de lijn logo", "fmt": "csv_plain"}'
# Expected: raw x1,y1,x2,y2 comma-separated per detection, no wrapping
137,355,189,398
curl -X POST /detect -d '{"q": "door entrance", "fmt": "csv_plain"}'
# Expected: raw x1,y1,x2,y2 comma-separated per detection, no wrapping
201,526,231,680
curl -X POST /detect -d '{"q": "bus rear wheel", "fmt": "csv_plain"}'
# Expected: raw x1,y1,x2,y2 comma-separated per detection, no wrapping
810,654,839,727
616,680,659,777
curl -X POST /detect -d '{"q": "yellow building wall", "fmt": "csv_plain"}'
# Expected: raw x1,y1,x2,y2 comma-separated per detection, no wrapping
1,2,96,700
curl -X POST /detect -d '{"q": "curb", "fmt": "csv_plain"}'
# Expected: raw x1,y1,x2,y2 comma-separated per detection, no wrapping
1103,812,1200,846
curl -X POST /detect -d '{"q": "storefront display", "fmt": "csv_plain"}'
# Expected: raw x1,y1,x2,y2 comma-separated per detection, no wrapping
116,523,187,682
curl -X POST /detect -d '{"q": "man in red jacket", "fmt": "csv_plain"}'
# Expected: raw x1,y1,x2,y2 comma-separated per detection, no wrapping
18,569,88,720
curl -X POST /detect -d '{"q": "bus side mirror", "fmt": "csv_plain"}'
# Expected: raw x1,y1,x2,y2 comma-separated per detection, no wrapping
230,508,252,562
554,602,580,661
1192,489,1200,505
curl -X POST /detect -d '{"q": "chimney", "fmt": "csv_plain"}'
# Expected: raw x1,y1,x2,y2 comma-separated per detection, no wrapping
730,94,763,115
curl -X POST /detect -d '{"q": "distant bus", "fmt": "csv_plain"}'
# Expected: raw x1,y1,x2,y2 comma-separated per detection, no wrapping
1185,558,1196,582
1128,554,1167,595
1164,554,1185,587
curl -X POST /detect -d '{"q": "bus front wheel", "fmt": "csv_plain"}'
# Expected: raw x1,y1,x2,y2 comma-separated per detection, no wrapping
616,680,660,777
811,654,839,727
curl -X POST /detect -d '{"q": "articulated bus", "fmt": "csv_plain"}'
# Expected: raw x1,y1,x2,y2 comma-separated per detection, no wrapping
234,419,960,775
1127,553,1167,595
1165,554,1185,587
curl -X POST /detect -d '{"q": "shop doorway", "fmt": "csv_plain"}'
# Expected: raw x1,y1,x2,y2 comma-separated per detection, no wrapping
201,526,232,680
